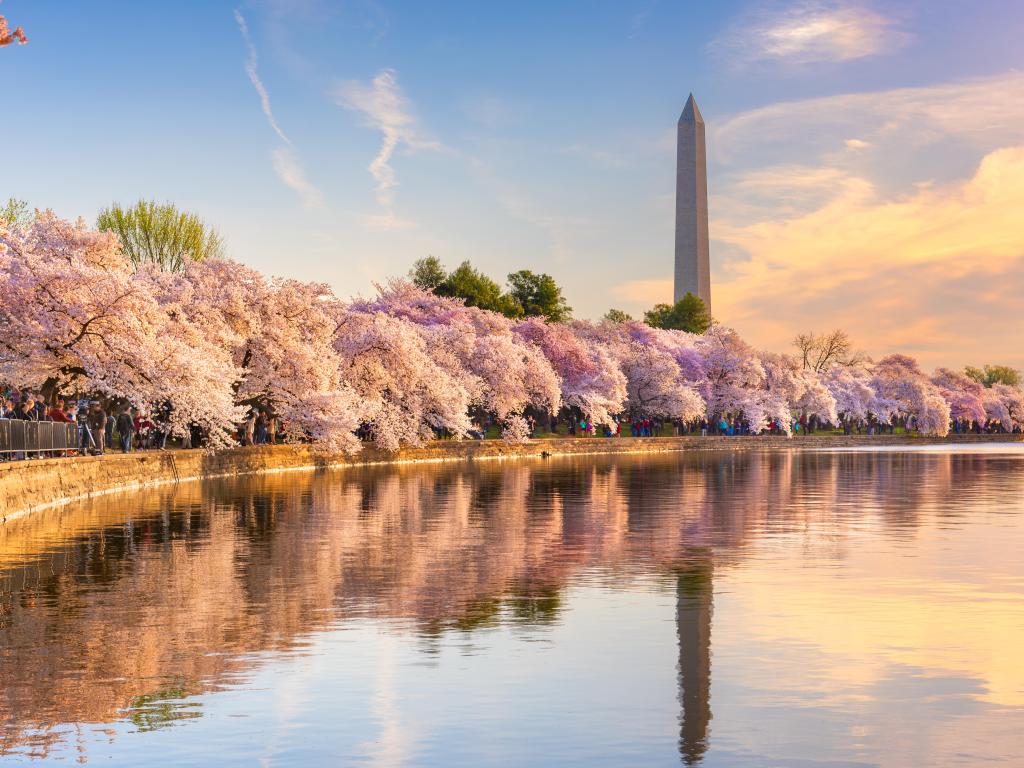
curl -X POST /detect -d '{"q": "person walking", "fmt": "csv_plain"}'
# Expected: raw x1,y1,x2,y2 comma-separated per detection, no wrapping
88,403,107,454
32,396,49,422
134,411,154,449
243,411,256,446
104,407,115,452
116,408,135,453
254,411,269,445
154,401,172,450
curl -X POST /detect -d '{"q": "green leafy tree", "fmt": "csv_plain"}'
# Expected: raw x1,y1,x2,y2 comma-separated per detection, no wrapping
436,261,520,316
507,269,572,322
643,293,712,333
965,364,1021,388
603,308,632,323
97,199,225,272
409,255,447,291
412,257,572,321
0,197,31,228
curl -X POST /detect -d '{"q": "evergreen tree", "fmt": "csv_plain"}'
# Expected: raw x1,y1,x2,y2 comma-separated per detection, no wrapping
643,293,712,333
409,255,447,291
507,269,572,322
603,308,632,323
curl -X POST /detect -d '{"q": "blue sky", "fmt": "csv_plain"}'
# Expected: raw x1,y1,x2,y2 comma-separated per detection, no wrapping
4,0,1024,368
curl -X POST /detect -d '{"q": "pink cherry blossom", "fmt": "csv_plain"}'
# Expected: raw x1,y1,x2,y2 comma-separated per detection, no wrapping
0,212,242,446
931,368,986,426
824,365,876,424
982,383,1024,432
8,212,1008,452
513,317,626,426
871,355,951,436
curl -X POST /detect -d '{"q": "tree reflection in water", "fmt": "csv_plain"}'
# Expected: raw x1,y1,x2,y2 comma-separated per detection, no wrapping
0,448,1015,763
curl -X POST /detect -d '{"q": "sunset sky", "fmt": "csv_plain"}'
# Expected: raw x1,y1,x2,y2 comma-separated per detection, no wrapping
4,0,1023,370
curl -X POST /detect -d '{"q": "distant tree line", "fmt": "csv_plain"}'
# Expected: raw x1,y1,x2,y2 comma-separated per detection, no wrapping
965,364,1020,389
9,196,1020,395
601,293,713,334
409,256,572,322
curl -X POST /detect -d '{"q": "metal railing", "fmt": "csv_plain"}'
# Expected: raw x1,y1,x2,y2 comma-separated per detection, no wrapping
0,419,79,457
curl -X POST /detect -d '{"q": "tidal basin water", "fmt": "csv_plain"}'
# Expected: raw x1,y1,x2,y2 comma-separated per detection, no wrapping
2,447,1024,766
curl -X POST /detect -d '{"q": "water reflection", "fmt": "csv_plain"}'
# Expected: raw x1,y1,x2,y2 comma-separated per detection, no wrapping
1,447,1023,765
677,559,713,765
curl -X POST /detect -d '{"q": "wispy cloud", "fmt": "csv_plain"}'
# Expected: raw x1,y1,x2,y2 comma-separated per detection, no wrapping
335,69,441,222
628,1,659,40
272,147,324,208
712,71,1024,170
711,1,911,66
234,9,323,208
466,156,595,265
235,9,291,145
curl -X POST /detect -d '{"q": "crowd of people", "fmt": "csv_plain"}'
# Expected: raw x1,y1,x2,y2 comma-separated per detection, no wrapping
2,383,1019,464
1,388,173,460
0,386,299,462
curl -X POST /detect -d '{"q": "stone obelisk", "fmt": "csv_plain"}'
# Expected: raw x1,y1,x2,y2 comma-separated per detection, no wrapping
674,93,711,311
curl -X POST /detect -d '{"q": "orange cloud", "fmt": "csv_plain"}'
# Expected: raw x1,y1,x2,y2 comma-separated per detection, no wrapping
713,146,1024,369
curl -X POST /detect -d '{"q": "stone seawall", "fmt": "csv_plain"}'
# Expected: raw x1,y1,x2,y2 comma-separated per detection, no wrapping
1,434,1021,524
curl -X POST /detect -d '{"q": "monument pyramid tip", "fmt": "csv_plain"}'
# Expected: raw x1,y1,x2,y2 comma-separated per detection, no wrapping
680,93,703,124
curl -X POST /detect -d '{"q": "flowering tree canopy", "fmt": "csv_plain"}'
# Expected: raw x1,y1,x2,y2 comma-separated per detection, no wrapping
931,368,986,425
335,310,472,451
2,213,1017,451
983,384,1024,432
872,355,951,436
824,365,877,424
514,317,626,426
0,214,241,444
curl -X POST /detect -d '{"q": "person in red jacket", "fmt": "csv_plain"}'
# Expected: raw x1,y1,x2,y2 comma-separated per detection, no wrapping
48,400,73,423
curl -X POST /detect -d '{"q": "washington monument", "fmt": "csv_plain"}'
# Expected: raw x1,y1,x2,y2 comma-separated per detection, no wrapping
674,93,712,311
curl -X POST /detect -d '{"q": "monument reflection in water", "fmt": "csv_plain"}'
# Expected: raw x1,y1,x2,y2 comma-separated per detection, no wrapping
1,447,1023,766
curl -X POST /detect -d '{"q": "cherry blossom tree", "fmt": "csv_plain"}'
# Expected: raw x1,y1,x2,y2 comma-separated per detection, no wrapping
501,414,533,444
334,310,473,451
0,5,27,47
697,326,788,432
572,320,705,423
824,365,877,427
760,351,838,429
871,355,951,436
0,212,242,444
931,368,986,428
513,317,626,426
148,258,363,452
351,281,562,430
982,384,1024,432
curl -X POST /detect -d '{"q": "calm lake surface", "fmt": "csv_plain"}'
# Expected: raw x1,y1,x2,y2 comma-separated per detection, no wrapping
2,446,1023,766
